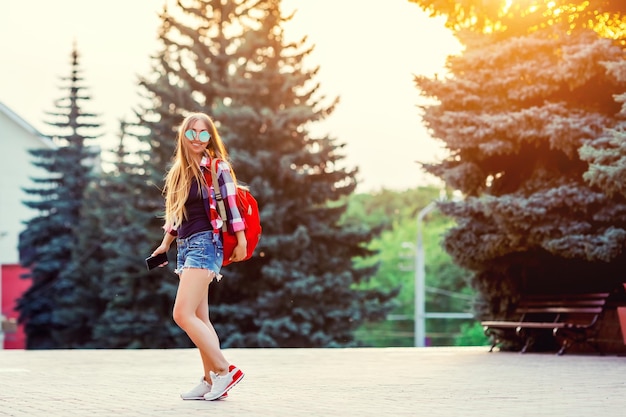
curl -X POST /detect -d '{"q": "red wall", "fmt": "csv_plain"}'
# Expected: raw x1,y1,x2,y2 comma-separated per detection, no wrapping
2,264,31,349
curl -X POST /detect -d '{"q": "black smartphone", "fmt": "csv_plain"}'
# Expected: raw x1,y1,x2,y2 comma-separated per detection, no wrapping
145,252,168,270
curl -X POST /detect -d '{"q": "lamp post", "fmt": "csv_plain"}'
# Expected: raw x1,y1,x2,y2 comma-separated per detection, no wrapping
414,201,436,347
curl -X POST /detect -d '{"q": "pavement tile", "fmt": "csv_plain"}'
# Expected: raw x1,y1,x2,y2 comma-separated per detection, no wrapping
0,347,625,417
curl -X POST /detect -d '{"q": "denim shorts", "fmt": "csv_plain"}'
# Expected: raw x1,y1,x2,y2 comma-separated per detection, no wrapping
175,231,223,279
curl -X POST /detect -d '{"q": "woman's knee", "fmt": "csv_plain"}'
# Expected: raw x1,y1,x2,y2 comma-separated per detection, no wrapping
172,305,192,329
173,305,210,329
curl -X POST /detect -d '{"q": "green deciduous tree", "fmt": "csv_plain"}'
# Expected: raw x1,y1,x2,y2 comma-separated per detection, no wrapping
346,188,476,346
17,44,101,348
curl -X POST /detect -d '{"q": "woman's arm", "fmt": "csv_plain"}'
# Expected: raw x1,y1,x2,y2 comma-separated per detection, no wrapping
217,161,245,234
157,232,176,252
151,232,175,267
217,160,247,262
231,230,247,262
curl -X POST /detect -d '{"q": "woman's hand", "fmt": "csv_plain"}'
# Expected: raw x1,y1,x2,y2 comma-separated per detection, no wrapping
230,242,247,263
230,230,247,262
151,242,171,268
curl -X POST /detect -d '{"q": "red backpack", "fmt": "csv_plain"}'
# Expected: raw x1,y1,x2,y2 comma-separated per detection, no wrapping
206,159,261,266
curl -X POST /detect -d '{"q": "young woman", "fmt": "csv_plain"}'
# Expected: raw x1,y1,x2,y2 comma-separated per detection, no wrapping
151,112,246,401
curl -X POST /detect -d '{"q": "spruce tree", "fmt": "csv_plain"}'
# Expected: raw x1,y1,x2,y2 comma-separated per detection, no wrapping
81,121,187,348
135,0,395,347
52,163,107,347
210,0,396,347
580,74,626,199
17,44,101,348
411,0,626,340
122,0,261,347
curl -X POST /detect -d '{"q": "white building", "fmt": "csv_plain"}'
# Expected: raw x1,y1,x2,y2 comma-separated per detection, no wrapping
0,101,55,264
0,101,54,348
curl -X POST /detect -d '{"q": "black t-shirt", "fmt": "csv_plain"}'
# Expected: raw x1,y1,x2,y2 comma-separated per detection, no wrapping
177,178,213,239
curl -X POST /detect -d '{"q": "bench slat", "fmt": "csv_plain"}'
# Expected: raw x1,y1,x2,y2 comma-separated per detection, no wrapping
517,307,603,314
481,321,522,327
521,300,606,307
522,292,609,299
481,321,568,329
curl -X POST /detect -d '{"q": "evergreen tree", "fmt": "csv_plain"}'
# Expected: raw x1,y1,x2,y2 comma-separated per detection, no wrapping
580,77,626,198
17,44,101,348
52,162,107,347
85,121,187,348
410,0,625,36
410,0,626,341
134,0,395,347
124,0,263,347
208,0,396,347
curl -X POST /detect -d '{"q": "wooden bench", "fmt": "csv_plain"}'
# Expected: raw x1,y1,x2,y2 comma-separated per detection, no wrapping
481,292,610,355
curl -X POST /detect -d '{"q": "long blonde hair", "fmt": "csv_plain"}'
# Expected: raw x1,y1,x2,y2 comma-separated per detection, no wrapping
163,113,234,231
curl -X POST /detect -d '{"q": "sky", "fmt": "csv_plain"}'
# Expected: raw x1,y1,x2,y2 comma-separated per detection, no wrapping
0,0,462,192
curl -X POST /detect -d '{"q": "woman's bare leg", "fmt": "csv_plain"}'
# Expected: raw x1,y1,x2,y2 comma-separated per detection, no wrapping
195,291,222,379
173,268,229,375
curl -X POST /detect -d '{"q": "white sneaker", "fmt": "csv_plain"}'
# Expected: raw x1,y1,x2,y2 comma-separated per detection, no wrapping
181,376,228,400
203,365,244,401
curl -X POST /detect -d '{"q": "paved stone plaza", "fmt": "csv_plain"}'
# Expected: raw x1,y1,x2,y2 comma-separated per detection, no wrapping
0,347,624,416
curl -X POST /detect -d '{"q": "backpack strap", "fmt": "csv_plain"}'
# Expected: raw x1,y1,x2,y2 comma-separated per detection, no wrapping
201,167,216,232
210,158,228,232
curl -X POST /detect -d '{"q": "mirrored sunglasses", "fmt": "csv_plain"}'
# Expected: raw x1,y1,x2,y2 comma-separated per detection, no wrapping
184,129,211,143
